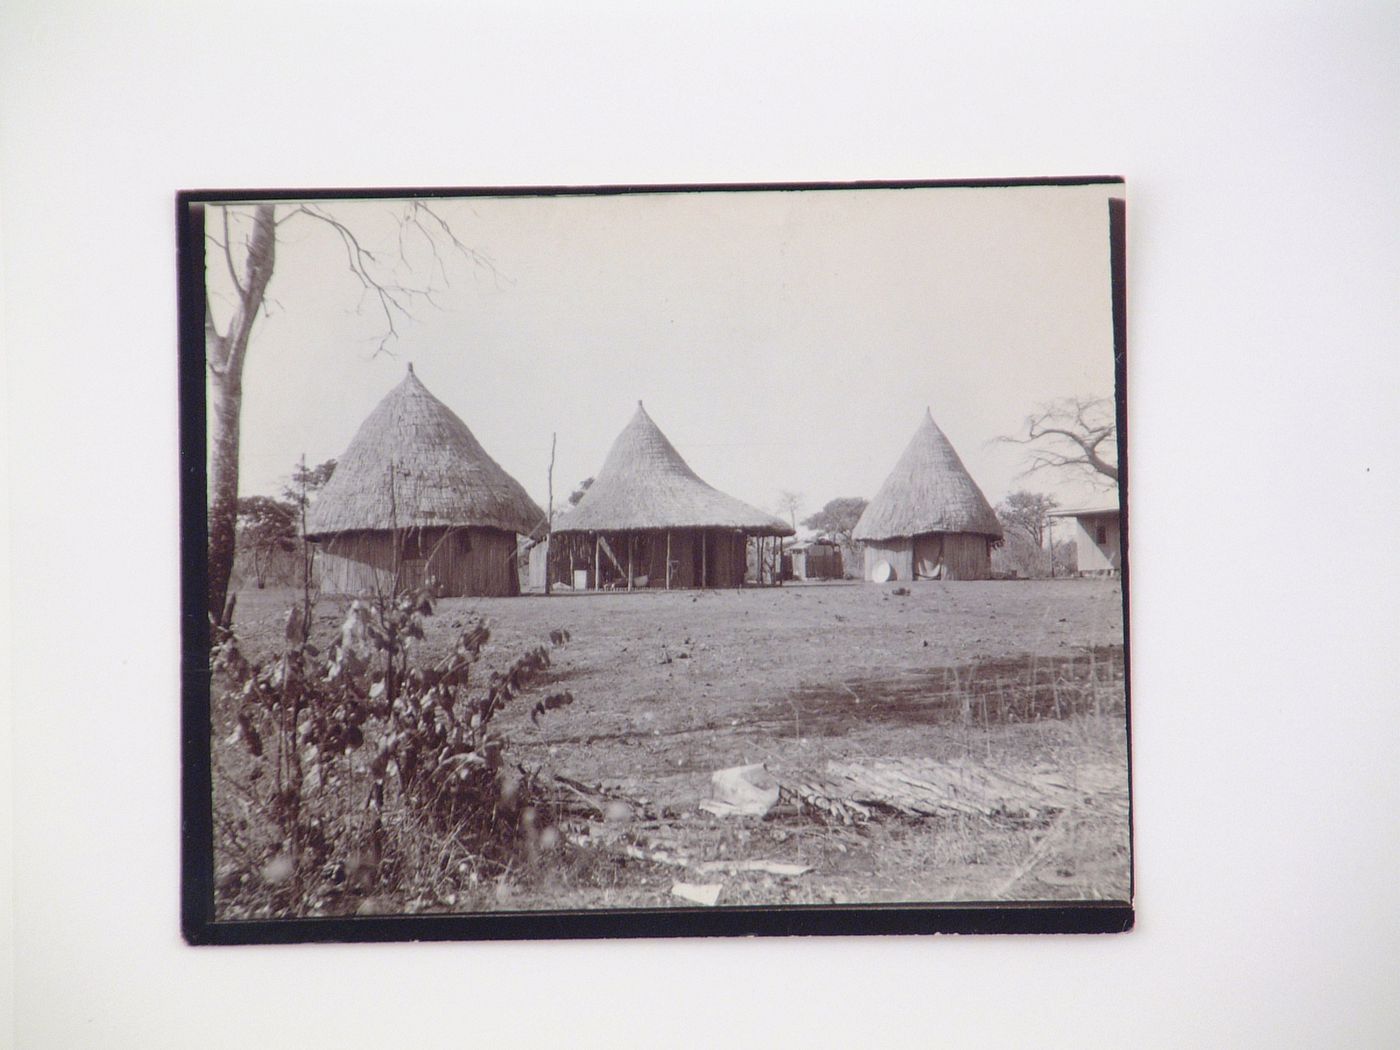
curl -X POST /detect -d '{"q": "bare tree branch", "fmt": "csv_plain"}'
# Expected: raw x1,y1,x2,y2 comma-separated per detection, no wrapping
222,208,246,297
995,395,1119,485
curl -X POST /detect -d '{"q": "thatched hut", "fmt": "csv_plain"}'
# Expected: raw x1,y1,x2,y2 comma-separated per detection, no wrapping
853,409,1002,581
545,402,794,590
305,366,544,597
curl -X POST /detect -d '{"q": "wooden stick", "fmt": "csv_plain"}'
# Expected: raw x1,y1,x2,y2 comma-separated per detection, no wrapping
627,533,634,591
594,533,600,591
545,432,555,595
666,530,671,590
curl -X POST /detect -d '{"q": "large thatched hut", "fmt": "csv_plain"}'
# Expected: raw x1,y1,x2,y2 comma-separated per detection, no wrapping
305,366,544,597
544,402,793,590
853,409,1002,581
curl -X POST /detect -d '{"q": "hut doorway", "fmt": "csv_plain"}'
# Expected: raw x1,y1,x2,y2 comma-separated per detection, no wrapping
913,534,944,580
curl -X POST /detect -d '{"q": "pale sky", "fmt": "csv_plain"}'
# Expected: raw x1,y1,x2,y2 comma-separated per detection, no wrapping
207,182,1121,526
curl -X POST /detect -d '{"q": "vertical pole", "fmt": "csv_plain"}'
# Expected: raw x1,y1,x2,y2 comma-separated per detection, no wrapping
594,533,601,591
545,432,555,595
666,530,672,589
627,534,634,591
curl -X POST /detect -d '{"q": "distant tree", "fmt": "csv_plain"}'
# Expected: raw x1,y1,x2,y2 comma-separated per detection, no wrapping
282,458,337,506
567,477,594,506
235,496,297,589
801,497,868,548
775,490,804,531
999,395,1119,487
996,490,1058,548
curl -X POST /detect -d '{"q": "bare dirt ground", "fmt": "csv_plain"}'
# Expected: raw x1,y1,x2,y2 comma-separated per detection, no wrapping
216,578,1130,914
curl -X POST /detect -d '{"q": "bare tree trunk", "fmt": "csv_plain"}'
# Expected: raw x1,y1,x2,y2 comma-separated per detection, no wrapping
207,369,243,624
206,204,277,627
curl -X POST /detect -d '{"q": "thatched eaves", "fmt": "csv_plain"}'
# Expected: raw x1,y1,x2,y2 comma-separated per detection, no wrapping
553,403,794,536
853,409,1002,541
305,366,544,538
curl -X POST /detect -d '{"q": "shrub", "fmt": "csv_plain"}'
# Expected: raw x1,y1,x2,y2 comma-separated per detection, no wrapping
211,588,573,917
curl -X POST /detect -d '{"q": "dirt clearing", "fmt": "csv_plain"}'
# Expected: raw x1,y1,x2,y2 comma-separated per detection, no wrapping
216,578,1129,914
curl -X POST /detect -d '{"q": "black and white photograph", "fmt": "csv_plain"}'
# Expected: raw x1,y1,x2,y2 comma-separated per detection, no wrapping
10,1,1400,1045
184,179,1131,939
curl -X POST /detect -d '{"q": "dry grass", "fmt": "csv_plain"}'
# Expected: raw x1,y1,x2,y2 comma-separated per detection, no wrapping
215,578,1130,914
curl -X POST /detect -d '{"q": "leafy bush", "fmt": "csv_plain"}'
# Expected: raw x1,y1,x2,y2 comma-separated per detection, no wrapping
211,589,573,917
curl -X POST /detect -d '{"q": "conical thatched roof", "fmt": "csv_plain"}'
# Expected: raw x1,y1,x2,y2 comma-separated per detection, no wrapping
553,403,794,536
853,409,1002,541
305,366,544,538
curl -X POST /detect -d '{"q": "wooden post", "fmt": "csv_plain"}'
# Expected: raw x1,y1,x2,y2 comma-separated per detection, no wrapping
594,533,601,591
627,533,634,591
666,530,672,589
545,432,555,596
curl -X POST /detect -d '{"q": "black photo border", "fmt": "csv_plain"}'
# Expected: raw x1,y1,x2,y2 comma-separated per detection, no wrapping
180,177,1133,945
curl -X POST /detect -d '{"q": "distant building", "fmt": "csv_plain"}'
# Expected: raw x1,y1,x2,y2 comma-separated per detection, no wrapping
1048,506,1122,576
785,539,844,581
853,409,1003,581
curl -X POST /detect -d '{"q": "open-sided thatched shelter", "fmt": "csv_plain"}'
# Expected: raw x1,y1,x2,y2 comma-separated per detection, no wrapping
544,402,794,590
305,366,544,597
853,409,1002,581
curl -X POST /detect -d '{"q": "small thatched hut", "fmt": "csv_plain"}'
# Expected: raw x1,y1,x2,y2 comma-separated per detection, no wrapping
545,402,793,590
305,365,545,597
853,409,1002,581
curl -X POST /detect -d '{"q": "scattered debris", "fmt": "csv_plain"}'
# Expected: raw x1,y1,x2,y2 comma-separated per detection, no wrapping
530,690,574,724
784,758,1129,825
695,859,811,877
672,882,723,906
700,763,780,817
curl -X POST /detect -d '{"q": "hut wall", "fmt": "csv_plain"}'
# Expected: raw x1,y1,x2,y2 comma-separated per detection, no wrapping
863,538,914,582
809,545,842,579
663,530,696,588
863,533,990,581
527,540,549,591
707,530,747,587
788,550,805,580
316,526,521,597
937,532,993,580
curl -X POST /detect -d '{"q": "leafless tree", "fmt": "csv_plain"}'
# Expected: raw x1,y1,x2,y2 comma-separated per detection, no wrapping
204,201,495,627
775,490,804,532
998,395,1119,488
